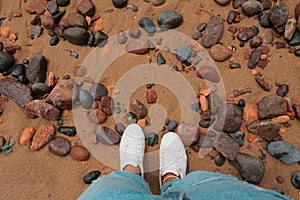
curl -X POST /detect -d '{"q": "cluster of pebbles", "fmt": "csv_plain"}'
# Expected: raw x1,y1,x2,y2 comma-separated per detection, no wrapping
0,0,300,195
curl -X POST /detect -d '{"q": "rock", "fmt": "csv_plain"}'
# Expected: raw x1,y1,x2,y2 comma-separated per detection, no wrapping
139,17,156,35
287,31,300,46
56,0,70,7
176,45,192,62
0,136,5,148
3,42,22,54
26,55,47,83
0,51,15,73
269,2,289,33
295,48,300,57
250,36,263,48
30,26,43,39
77,0,95,17
49,35,59,46
117,31,128,44
79,89,93,109
246,120,280,141
293,104,300,120
46,79,77,110
67,13,88,28
197,23,206,32
196,66,220,83
296,3,300,20
209,44,232,62
31,125,55,151
260,29,274,44
157,10,183,29
248,49,262,69
18,75,29,84
25,0,47,15
241,0,263,17
94,31,108,47
272,115,290,124
227,10,236,24
112,0,127,8
255,76,272,91
0,77,33,108
261,0,271,10
96,126,120,145
32,82,49,97
131,100,147,119
0,26,12,38
129,28,141,38
89,83,108,101
232,0,246,9
58,126,77,137
125,40,149,55
276,84,289,97
152,0,165,6
70,145,90,161
145,132,159,146
41,15,55,29
49,136,71,156
233,131,245,147
258,95,287,120
52,10,66,23
88,109,106,124
115,123,126,135
214,0,231,6
258,13,272,28
146,88,157,103
214,152,226,166
268,141,300,164
20,128,37,145
213,103,243,133
177,123,199,147
100,96,114,116
199,119,210,128
284,18,297,40
25,100,60,120
83,170,100,184
213,132,239,161
63,27,89,46
229,153,264,184
291,171,300,189
202,16,224,48
47,1,58,15
192,32,202,40
157,52,166,65
237,28,255,41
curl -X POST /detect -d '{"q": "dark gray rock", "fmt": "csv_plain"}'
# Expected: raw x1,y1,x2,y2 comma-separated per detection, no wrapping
214,0,231,6
176,45,191,62
112,0,127,8
287,31,300,46
241,0,263,17
10,64,25,78
268,141,300,164
90,83,108,101
157,10,183,29
83,170,101,184
248,49,262,69
276,84,289,97
49,35,59,46
258,13,273,28
47,1,58,15
233,131,245,147
167,120,178,131
214,152,226,166
56,0,70,7
269,2,289,33
79,89,93,109
145,132,159,146
26,55,47,83
63,27,89,46
291,171,300,189
139,17,156,35
0,51,15,73
32,82,50,97
202,16,224,48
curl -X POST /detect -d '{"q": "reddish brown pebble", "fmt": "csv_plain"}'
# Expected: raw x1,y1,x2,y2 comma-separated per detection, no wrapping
196,66,220,83
25,0,48,15
100,96,114,116
257,60,268,69
70,145,90,161
209,44,232,62
228,26,238,34
276,175,284,184
20,127,37,145
244,48,254,59
146,88,157,104
293,104,300,120
258,45,270,54
41,15,55,29
49,136,71,157
125,39,149,55
31,125,55,151
88,109,106,124
255,76,272,91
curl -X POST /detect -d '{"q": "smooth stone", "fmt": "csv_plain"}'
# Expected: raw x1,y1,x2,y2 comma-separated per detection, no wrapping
260,29,274,44
295,48,300,57
90,83,108,101
114,123,126,135
94,30,108,47
79,89,93,109
88,109,106,124
232,0,246,9
268,141,300,165
10,64,25,78
56,0,69,7
25,0,47,15
214,153,226,166
228,62,240,69
87,31,94,47
25,100,60,120
293,104,300,120
112,0,128,8
296,3,300,20
67,13,88,28
258,13,272,28
237,28,255,41
18,75,29,85
145,132,159,146
250,36,263,48
229,153,264,184
227,10,236,24
100,95,114,116
96,126,120,145
202,16,224,48
241,0,263,17
139,17,156,35
31,125,55,151
192,31,202,40
51,10,66,23
125,39,149,55
49,35,59,46
58,126,77,137
0,51,15,73
196,66,220,83
261,0,271,10
258,95,287,120
190,102,200,112
176,45,191,62
152,0,165,6
213,132,239,161
248,49,262,69
269,2,289,33
117,31,128,44
276,84,289,97
199,119,210,128
157,52,166,65
63,27,88,46
32,82,50,97
19,128,36,145
157,10,183,29
291,171,300,189
30,26,43,38
214,0,231,6
131,100,147,119
177,123,199,147
197,23,206,32
129,28,141,38
77,0,95,17
0,77,33,108
70,145,90,161
41,15,55,30
246,120,280,141
209,44,232,62
234,131,245,147
49,136,71,156
255,76,272,91
287,31,300,46
284,18,296,40
146,88,157,104
47,1,58,15
26,55,47,83
167,120,178,131
83,170,100,184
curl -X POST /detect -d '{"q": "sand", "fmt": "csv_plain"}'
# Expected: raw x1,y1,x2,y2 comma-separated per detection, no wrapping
0,0,300,199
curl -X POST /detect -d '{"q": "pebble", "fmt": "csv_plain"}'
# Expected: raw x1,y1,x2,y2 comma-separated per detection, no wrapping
234,131,245,147
214,0,231,6
213,103,243,133
229,62,241,69
131,100,147,119
26,55,48,83
229,153,264,184
152,0,165,6
272,115,290,124
129,28,141,38
291,171,300,189
0,77,33,108
90,83,108,101
276,84,289,97
202,16,224,48
196,66,220,83
295,49,300,57
284,18,297,41
49,137,71,157
177,123,199,147
268,141,300,165
77,0,95,17
83,170,100,184
30,26,43,39
52,10,66,23
269,2,289,33
227,10,236,24
238,99,246,107
0,42,3,51
199,119,210,128
32,82,50,97
96,126,120,145
146,88,157,103
246,120,280,141
261,0,271,10
167,120,178,131
31,125,55,151
250,36,263,48
20,128,37,145
63,27,89,46
0,51,15,73
25,100,60,120
209,44,232,62
248,49,262,69
157,52,166,65
192,32,202,40
79,89,93,109
157,10,183,29
117,31,128,44
260,29,274,44
94,31,108,47
258,13,272,28
88,109,106,124
232,0,246,9
56,0,69,7
112,0,128,8
67,13,88,28
25,0,47,15
139,17,156,35
287,31,300,46
241,0,263,17
258,95,287,120
114,123,126,135
58,126,77,137
176,45,192,62
293,104,300,120
18,75,29,84
47,1,58,15
87,31,94,47
255,76,271,91
145,132,159,146
213,132,239,161
237,28,255,42
100,96,114,116
197,23,206,32
70,145,90,161
214,153,226,166
296,3,300,20
41,15,55,30
10,64,25,78
49,35,59,46
125,39,149,55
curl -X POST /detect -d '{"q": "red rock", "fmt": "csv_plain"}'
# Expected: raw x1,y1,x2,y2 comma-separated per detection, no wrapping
95,126,120,145
31,125,55,151
196,66,220,83
77,0,95,17
130,100,147,119
246,120,280,141
209,44,232,62
146,89,157,104
70,145,90,161
25,0,48,15
49,137,71,156
20,127,37,145
177,123,199,147
258,95,287,119
125,40,149,55
25,100,60,120
67,13,88,28
41,15,55,29
202,16,224,48
88,109,106,124
244,47,254,59
100,96,114,116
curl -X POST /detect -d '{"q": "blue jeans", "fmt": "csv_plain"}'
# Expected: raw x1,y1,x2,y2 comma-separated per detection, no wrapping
78,171,291,200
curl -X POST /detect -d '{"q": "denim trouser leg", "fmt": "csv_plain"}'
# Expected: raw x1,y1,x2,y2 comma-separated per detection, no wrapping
159,171,291,200
78,171,156,200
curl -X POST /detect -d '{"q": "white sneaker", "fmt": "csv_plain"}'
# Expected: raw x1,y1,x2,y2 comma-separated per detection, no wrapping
159,132,187,187
120,124,145,177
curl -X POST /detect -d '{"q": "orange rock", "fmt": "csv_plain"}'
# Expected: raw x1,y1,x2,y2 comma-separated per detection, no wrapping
271,115,290,124
62,110,71,117
107,85,114,95
9,33,17,41
137,119,146,127
20,127,37,145
260,54,268,60
86,16,92,26
0,26,12,38
247,135,259,143
251,69,258,76
93,18,104,32
199,95,208,112
25,0,47,15
48,71,59,88
280,128,286,133
31,125,55,151
243,104,258,122
200,89,211,97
